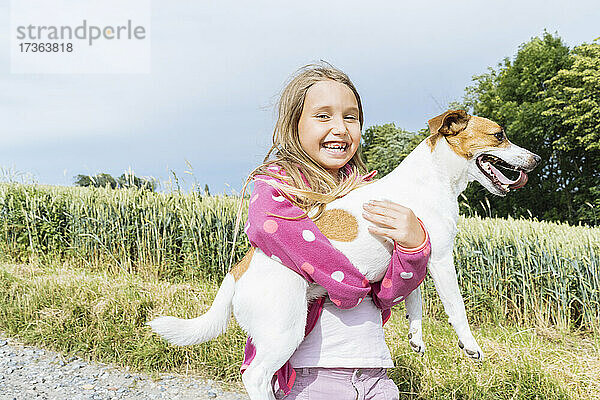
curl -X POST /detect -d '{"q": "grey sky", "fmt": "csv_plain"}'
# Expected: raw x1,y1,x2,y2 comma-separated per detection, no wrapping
1,0,598,193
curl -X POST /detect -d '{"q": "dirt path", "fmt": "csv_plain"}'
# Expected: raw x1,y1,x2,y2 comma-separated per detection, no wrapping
0,333,249,400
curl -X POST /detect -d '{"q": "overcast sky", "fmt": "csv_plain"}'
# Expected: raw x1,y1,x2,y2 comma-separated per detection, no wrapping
1,0,598,193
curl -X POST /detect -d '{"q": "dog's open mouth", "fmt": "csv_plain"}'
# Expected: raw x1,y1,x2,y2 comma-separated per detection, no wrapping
476,154,528,192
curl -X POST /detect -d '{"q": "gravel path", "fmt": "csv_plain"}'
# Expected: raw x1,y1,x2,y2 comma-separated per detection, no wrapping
0,333,249,400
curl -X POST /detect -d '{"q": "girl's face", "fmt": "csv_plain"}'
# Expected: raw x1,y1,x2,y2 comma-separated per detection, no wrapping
298,80,361,179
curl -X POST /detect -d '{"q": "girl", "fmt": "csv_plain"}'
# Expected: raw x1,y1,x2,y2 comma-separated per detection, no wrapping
239,63,431,399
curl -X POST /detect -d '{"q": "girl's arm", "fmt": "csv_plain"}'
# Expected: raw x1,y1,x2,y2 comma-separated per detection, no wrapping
245,175,370,309
369,221,431,311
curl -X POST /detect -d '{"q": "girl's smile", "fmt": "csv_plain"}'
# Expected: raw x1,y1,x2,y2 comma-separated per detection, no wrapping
298,80,361,179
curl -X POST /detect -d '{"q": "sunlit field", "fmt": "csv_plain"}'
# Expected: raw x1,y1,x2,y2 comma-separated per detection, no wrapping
0,183,598,399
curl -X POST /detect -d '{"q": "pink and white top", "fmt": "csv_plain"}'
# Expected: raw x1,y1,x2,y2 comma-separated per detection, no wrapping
241,164,431,396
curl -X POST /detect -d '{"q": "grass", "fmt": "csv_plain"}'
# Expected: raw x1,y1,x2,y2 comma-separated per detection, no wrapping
0,183,249,280
1,182,599,332
1,182,599,397
0,262,246,382
0,261,598,400
452,215,600,330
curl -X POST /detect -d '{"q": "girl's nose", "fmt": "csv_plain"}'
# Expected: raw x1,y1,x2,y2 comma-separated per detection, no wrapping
330,117,348,136
331,127,347,136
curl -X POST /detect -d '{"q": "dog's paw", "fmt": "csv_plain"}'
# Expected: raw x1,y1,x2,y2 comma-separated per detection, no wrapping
408,329,426,355
458,339,484,361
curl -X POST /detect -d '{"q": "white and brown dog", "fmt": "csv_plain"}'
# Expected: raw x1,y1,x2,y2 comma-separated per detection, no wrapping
148,110,540,400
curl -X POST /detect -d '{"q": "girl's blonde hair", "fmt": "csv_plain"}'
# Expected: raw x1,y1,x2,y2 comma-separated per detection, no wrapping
250,62,372,215
229,62,373,267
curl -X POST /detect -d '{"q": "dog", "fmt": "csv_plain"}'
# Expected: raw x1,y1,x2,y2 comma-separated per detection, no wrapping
148,110,540,400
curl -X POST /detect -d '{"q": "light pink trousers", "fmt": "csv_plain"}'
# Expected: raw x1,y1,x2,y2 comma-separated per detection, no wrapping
278,368,400,400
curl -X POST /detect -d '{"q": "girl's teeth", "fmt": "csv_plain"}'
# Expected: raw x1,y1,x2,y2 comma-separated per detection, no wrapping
323,144,347,151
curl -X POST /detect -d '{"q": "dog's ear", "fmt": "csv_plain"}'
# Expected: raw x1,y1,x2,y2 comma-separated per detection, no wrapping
426,110,471,150
429,110,470,135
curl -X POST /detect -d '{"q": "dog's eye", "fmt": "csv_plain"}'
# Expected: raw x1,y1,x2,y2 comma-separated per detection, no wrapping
494,132,504,141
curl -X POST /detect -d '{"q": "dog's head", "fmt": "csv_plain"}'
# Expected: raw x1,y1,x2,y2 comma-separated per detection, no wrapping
427,110,541,196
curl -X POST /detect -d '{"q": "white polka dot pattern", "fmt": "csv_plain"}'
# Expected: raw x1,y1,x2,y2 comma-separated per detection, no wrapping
331,270,344,282
302,230,316,242
400,272,413,279
272,195,285,202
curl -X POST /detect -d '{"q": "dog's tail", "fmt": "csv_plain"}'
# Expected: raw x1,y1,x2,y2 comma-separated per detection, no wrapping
147,273,235,346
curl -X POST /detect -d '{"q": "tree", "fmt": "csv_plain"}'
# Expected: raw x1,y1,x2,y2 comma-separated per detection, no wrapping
363,33,599,226
74,172,156,191
461,31,588,223
543,42,600,224
361,124,428,176
117,173,157,191
74,174,92,187
74,173,117,189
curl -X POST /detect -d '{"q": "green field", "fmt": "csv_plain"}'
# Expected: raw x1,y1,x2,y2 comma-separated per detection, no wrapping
0,182,599,399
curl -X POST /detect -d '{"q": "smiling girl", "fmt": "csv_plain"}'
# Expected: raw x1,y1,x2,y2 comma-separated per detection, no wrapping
240,63,431,399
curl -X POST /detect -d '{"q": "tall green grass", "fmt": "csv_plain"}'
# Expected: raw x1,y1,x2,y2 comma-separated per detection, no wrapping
1,262,597,399
0,183,248,280
450,216,600,330
1,182,599,331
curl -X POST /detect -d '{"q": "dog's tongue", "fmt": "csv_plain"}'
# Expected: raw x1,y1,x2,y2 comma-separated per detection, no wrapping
489,164,528,188
509,171,528,189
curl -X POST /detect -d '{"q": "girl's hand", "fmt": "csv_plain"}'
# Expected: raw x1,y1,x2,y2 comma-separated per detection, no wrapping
362,200,425,248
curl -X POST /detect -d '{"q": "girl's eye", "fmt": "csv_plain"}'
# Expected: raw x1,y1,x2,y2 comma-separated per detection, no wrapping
315,114,330,119
345,115,358,120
